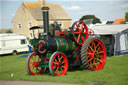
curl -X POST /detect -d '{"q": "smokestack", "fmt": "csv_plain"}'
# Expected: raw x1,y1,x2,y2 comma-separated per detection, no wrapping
42,7,49,36
40,0,49,39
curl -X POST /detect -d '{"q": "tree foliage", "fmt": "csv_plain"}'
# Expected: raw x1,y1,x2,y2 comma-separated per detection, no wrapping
106,21,113,24
80,15,101,24
125,12,128,22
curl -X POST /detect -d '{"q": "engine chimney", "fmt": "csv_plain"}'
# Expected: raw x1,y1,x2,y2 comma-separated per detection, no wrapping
41,5,49,39
42,7,49,33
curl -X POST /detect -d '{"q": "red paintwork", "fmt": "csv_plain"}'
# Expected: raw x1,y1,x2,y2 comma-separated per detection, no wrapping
55,30,68,38
39,44,43,49
73,46,80,63
28,53,44,75
74,55,80,63
73,21,88,45
51,53,68,76
87,39,106,71
74,46,79,52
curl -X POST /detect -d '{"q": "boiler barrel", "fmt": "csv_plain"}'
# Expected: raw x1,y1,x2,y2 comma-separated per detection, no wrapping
55,38,77,52
38,38,77,53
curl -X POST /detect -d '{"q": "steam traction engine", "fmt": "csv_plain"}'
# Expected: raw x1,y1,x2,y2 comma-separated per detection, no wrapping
26,6,106,76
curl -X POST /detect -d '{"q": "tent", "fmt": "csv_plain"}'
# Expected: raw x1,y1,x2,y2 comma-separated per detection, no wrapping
90,24,128,56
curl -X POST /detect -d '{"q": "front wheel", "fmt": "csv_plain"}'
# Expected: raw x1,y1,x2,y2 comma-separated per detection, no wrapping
49,52,68,76
26,52,44,75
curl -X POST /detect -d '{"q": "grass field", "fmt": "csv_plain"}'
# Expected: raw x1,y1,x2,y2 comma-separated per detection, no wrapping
0,54,128,85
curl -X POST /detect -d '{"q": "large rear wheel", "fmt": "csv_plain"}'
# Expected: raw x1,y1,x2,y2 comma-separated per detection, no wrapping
81,37,106,71
49,52,68,76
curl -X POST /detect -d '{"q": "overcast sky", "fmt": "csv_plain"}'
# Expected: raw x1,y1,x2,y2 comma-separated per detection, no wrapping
0,0,128,28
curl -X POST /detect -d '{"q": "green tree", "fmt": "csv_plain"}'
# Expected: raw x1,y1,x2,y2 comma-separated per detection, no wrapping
125,12,128,22
106,21,113,24
80,15,101,24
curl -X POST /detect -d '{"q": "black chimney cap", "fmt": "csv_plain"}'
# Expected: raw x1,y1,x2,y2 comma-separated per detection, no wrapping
41,7,49,10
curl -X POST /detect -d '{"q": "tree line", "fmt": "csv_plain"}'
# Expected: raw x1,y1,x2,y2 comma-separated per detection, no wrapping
80,12,128,24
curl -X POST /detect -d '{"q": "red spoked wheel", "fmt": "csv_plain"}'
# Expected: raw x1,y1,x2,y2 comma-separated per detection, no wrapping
49,52,68,76
26,52,44,75
88,28,95,37
72,21,88,45
81,37,106,71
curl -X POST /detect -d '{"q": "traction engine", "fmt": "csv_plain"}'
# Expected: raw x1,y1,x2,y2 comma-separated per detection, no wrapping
26,6,106,76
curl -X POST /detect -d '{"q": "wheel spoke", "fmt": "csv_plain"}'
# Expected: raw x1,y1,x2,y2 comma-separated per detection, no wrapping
95,63,98,69
87,52,94,55
36,68,38,73
94,58,98,68
96,54,101,58
55,58,57,62
62,66,65,69
74,32,79,34
59,56,63,62
34,56,37,61
57,55,60,61
61,61,65,64
32,57,35,61
32,66,34,72
95,58,102,63
80,34,85,41
77,34,81,42
55,68,59,73
96,47,101,52
97,51,104,54
53,62,57,64
88,58,93,62
91,41,93,46
95,43,100,49
93,59,96,66
60,67,63,72
88,45,94,51
87,55,92,59
80,23,84,32
76,24,80,32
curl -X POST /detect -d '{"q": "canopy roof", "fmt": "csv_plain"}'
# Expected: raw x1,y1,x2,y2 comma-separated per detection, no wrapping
90,24,128,35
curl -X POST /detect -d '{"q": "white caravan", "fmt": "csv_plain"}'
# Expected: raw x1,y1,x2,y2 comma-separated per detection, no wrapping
0,33,29,55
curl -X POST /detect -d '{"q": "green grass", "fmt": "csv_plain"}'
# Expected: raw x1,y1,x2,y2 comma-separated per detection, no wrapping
0,54,128,85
